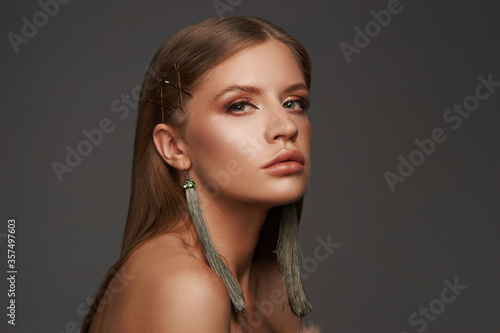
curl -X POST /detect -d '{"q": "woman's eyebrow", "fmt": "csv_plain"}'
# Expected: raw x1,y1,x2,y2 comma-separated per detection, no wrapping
214,85,261,101
283,83,308,94
213,83,308,101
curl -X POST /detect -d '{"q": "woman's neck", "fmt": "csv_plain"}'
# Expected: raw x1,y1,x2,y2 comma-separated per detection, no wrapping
183,190,271,296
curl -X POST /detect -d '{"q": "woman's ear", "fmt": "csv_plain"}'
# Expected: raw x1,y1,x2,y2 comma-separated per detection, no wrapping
153,123,191,170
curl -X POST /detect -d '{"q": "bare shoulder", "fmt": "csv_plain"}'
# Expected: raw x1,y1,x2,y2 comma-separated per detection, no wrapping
93,234,231,333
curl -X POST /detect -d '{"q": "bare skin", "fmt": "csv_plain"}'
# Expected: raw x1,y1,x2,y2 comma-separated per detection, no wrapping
89,231,306,332
88,39,314,332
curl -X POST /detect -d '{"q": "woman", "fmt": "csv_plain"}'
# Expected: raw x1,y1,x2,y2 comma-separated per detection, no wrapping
81,16,319,332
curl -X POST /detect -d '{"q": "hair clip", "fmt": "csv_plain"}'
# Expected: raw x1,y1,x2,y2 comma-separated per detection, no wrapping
145,64,193,123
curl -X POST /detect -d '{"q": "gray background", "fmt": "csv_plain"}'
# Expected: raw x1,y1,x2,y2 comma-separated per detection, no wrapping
1,0,499,332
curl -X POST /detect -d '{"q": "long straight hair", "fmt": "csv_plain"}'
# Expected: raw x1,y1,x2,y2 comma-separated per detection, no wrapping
80,16,311,332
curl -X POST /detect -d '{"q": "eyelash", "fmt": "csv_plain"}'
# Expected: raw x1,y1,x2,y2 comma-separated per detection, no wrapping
283,98,311,111
225,98,254,113
225,97,310,114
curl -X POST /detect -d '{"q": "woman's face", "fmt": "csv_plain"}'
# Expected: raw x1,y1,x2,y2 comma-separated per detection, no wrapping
182,39,311,207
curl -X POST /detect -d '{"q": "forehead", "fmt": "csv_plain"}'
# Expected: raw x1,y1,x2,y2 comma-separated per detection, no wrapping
193,39,305,94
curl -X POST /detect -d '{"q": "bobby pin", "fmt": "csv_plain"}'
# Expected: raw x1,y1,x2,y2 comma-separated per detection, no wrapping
145,65,193,123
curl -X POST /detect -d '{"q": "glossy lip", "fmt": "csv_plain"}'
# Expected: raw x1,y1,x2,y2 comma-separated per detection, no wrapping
262,149,305,173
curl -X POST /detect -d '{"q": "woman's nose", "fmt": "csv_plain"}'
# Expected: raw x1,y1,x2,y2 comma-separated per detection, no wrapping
265,104,299,143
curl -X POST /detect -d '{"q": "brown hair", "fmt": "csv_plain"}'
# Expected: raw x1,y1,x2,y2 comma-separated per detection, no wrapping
81,16,311,332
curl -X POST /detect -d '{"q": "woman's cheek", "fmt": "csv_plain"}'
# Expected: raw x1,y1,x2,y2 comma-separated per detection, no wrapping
187,120,247,186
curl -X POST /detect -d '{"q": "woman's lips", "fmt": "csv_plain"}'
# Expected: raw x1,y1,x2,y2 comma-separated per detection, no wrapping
262,149,305,174
263,161,305,174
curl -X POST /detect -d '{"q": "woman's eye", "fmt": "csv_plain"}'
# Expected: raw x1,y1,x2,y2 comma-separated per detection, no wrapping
283,99,305,110
226,102,255,113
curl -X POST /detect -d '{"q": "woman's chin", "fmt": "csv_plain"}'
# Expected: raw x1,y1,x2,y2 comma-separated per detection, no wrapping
262,189,306,207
